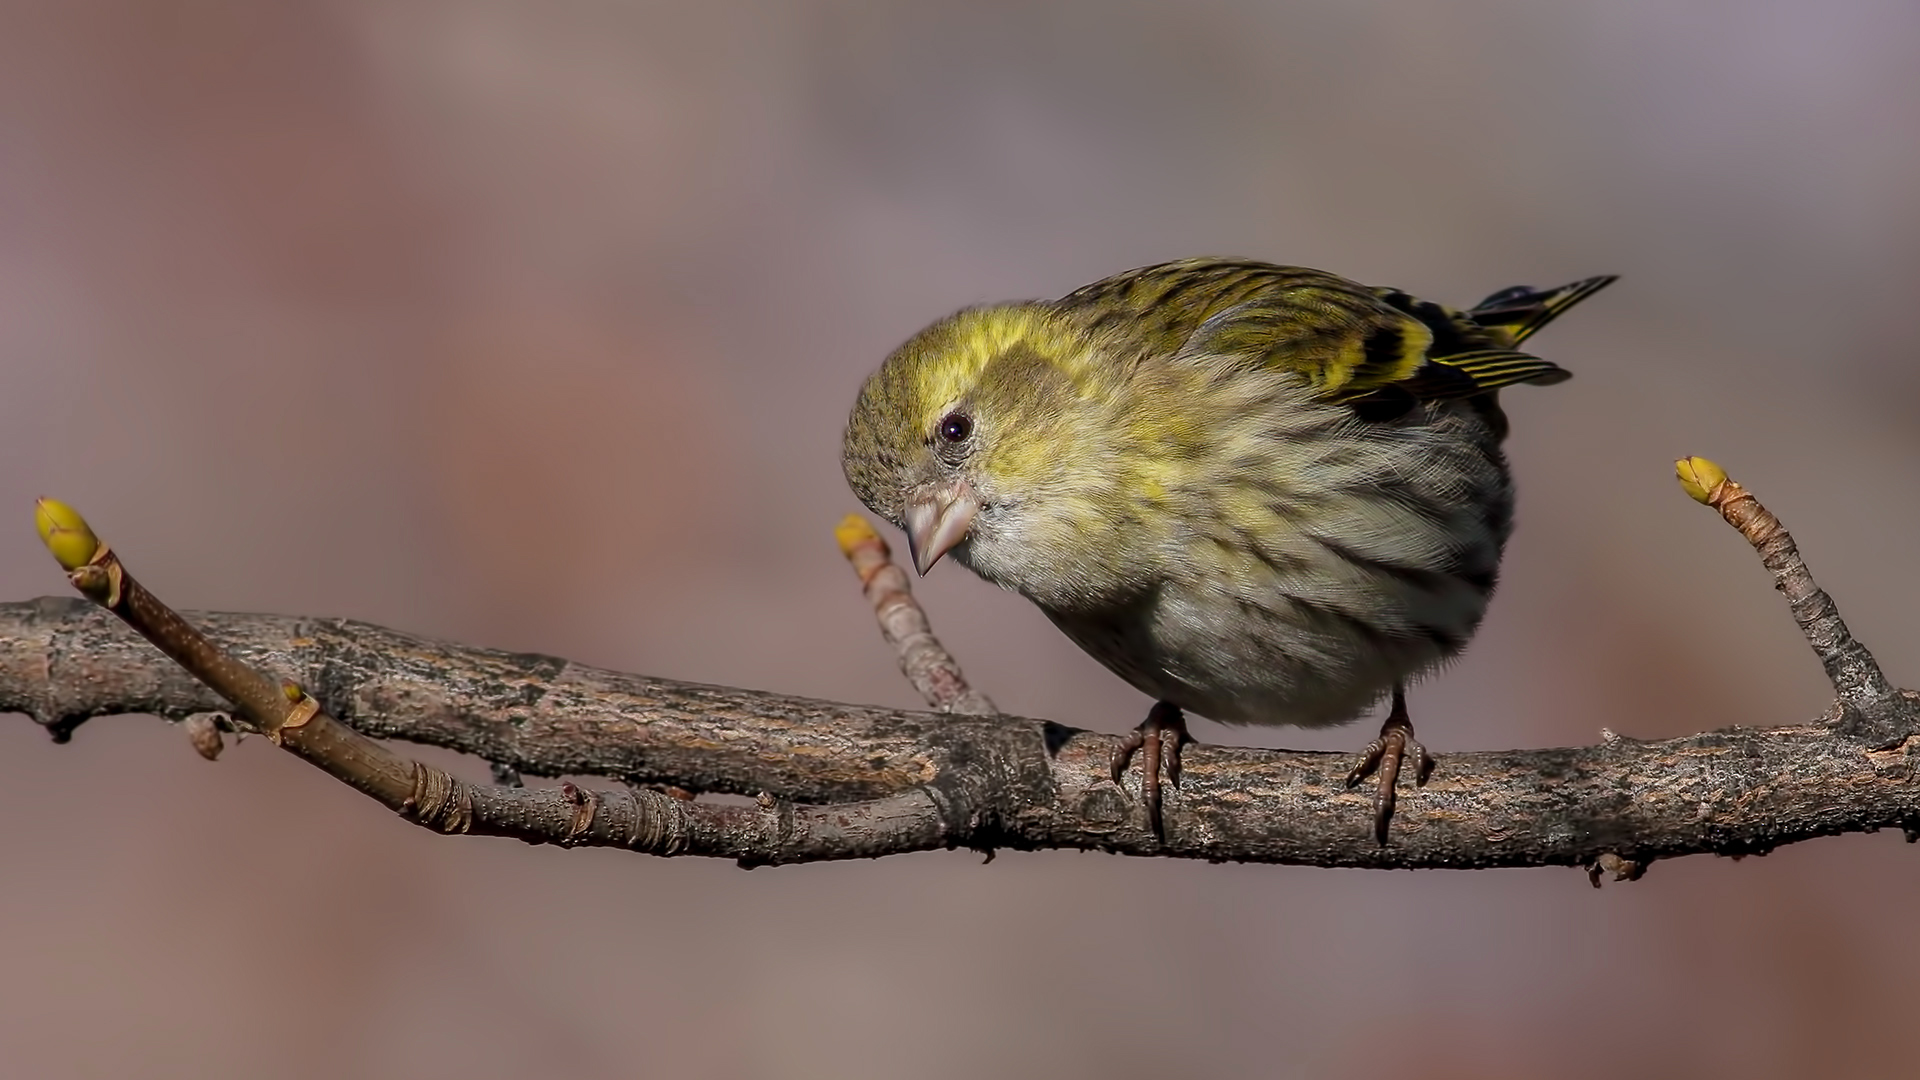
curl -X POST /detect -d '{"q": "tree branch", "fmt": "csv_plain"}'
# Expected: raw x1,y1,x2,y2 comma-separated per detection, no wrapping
835,513,996,716
6,461,1918,877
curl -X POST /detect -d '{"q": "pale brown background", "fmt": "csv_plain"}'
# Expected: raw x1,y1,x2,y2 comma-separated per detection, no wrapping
4,3,1919,1078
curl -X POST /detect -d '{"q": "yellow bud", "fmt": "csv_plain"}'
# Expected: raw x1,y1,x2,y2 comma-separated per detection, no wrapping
834,513,881,556
1675,456,1728,505
35,497,100,570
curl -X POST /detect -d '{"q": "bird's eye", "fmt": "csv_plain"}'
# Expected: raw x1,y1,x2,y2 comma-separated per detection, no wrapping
938,412,973,444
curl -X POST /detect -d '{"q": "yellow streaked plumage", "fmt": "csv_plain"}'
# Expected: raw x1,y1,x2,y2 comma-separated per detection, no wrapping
843,257,1612,840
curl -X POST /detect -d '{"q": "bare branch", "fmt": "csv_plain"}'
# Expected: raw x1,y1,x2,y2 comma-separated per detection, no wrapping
835,514,995,716
6,466,1919,876
1678,456,1915,742
16,500,953,862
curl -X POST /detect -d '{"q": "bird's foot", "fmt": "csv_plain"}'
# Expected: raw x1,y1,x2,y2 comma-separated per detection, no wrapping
1111,702,1190,840
1344,688,1432,845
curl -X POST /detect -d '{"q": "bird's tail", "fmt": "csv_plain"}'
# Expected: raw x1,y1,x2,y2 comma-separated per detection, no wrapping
1468,275,1618,346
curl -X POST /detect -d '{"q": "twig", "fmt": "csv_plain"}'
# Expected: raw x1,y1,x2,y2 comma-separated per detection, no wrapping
1677,457,1917,744
836,515,996,715
20,499,956,864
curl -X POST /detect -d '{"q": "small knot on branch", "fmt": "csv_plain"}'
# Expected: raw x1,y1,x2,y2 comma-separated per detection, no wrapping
624,786,691,855
403,761,474,834
1587,852,1646,888
559,781,599,845
181,712,227,761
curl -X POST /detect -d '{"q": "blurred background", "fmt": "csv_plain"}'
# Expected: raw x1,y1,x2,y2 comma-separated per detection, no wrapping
4,2,1919,1077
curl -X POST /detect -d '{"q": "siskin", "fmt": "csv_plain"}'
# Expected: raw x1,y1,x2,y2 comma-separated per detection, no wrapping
842,258,1612,841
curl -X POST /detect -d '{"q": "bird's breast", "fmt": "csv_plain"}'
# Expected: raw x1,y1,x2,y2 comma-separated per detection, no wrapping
1033,397,1514,728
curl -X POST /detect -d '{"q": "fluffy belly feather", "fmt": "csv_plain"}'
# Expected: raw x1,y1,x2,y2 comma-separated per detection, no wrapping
1041,400,1514,729
1048,563,1492,729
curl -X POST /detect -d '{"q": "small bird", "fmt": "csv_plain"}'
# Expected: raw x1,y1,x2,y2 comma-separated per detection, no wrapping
842,258,1611,841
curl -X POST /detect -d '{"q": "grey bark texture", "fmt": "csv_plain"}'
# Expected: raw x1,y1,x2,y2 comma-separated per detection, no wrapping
4,591,1916,878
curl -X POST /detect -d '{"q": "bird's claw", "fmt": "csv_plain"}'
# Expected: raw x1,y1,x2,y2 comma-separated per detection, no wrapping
1111,702,1189,840
1344,690,1432,845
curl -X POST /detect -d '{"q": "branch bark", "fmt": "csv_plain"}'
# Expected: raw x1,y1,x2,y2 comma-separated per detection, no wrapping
4,462,1918,878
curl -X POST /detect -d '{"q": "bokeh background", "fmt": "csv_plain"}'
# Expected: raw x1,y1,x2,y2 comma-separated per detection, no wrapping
4,3,1919,1077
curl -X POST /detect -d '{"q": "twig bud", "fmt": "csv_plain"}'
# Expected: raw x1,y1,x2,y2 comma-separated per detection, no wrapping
1675,456,1728,505
34,498,100,571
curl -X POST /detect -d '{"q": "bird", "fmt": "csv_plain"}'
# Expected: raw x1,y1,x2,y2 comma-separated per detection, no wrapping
842,258,1612,842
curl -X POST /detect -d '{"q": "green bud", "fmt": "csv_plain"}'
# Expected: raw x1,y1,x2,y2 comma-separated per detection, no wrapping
35,498,100,570
1675,457,1728,505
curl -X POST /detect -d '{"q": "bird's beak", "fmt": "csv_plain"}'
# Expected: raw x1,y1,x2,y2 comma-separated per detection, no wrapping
903,479,981,575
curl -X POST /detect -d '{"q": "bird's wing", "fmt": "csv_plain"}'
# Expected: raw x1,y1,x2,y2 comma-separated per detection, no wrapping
1055,259,1604,412
1362,286,1576,404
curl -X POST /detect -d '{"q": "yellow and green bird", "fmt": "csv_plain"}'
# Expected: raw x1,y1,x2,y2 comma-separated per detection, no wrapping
843,258,1612,840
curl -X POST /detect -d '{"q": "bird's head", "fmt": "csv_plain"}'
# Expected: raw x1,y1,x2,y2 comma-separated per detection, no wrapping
842,303,1151,606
